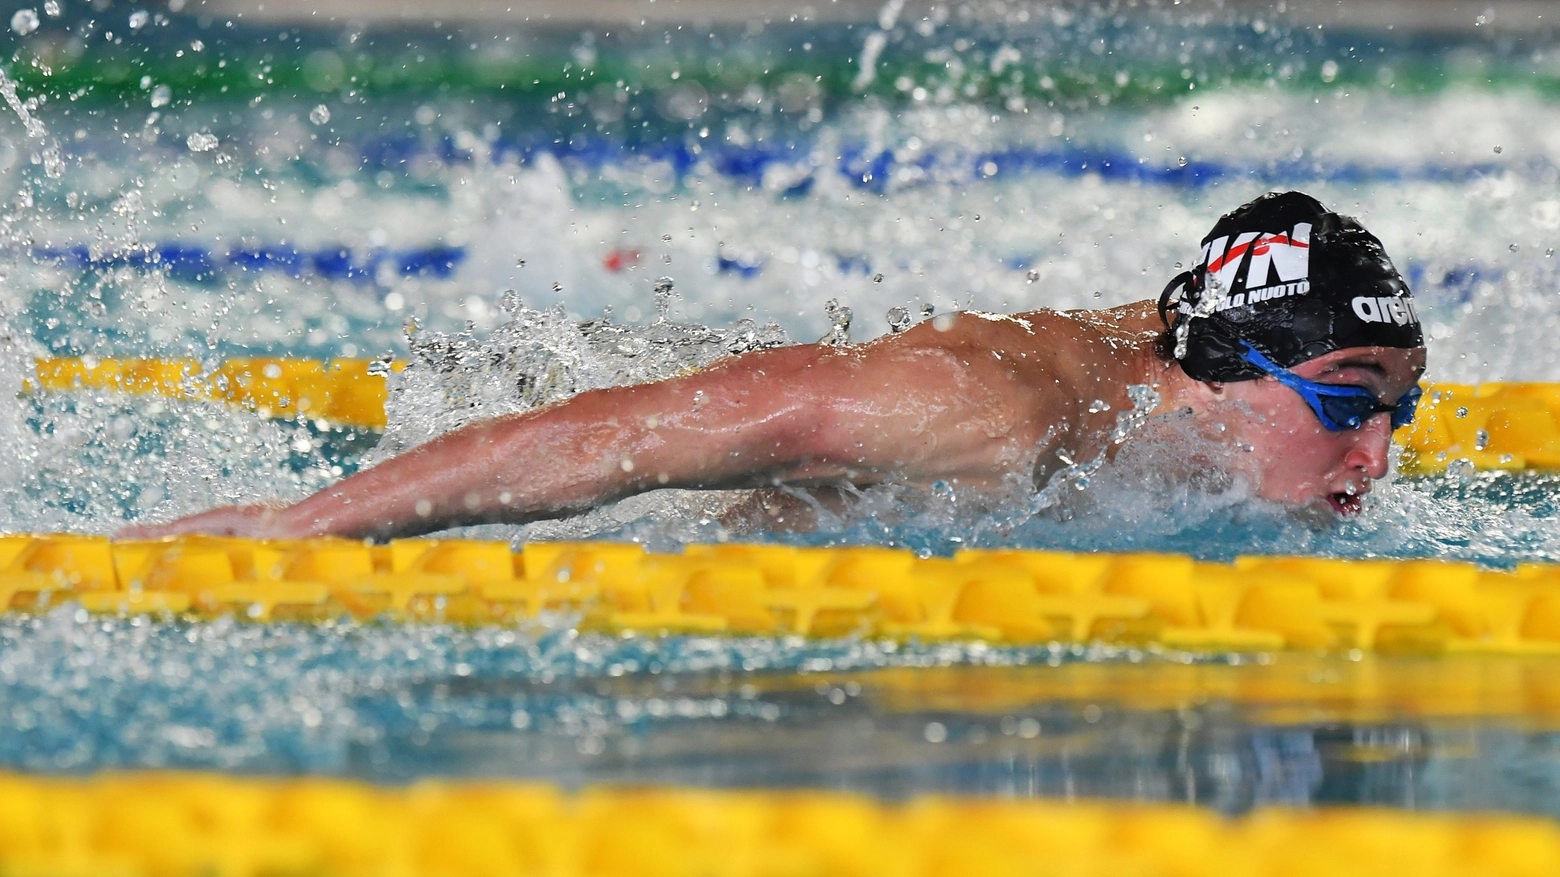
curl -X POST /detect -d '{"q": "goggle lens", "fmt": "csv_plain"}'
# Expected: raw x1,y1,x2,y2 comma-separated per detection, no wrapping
1389,384,1422,430
1240,344,1422,433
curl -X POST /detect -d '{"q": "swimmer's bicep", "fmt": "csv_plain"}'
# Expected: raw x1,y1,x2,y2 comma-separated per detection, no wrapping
768,345,1023,470
575,342,1016,480
541,346,856,482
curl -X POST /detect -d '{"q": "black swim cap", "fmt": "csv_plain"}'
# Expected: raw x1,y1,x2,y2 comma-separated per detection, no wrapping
1158,191,1424,382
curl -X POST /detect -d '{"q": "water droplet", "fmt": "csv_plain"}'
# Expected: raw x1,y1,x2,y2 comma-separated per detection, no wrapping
661,234,673,242
149,84,170,108
186,131,218,152
1088,399,1110,413
10,8,38,35
886,306,911,333
42,0,59,16
515,258,526,267
1475,428,1490,451
1510,243,1520,252
872,272,884,283
128,9,148,29
1494,145,1503,154
653,276,675,322
1446,457,1475,484
1026,270,1040,283
1456,406,1469,418
822,299,853,345
1177,156,1188,167
499,289,522,314
309,104,330,125
551,281,563,292
1548,249,1555,258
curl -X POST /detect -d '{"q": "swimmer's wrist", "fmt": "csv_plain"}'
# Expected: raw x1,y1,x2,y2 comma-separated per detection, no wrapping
263,497,347,540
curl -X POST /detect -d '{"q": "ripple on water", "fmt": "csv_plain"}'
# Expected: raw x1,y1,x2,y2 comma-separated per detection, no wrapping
9,606,1560,816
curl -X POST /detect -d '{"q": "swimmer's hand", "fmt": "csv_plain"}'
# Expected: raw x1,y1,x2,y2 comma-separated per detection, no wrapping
116,502,298,540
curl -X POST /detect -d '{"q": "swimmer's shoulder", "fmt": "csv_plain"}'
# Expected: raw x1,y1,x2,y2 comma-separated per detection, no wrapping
1048,300,1164,341
926,303,1162,351
861,309,1086,403
868,309,1054,365
857,302,1163,378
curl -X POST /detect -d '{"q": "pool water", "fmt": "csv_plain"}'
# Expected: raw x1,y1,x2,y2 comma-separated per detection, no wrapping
3,2,1560,812
12,607,1560,818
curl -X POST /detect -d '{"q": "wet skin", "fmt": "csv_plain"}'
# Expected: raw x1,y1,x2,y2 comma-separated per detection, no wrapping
119,302,1426,540
1160,347,1426,517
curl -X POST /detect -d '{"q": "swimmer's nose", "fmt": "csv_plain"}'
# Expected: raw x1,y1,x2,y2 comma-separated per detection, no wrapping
1342,412,1394,480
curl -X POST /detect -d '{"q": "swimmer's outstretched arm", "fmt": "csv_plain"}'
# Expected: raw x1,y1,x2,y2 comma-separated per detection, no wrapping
119,323,1046,541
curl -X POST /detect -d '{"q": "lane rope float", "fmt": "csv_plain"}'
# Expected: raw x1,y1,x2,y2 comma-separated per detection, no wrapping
7,535,1560,655
28,357,401,431
0,772,1555,877
26,357,1560,474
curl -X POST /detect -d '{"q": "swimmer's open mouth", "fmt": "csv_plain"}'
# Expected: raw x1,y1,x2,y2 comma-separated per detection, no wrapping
1327,492,1364,516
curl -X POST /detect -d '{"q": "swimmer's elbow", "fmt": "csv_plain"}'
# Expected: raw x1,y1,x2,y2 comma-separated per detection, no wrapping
766,400,847,464
756,394,885,475
673,393,848,482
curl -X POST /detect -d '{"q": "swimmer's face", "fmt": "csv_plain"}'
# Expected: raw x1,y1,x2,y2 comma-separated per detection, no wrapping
1199,346,1427,515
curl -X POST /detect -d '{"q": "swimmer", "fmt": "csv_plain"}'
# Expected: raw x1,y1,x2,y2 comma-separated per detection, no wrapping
122,190,1426,540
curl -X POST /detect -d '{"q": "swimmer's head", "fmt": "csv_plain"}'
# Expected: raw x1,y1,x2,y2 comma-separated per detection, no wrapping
1158,190,1424,381
1156,191,1426,516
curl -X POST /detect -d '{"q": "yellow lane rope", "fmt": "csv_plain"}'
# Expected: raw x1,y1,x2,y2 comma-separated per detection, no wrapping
8,535,1560,655
27,357,400,430
0,773,1554,877
23,357,1552,474
1400,382,1560,474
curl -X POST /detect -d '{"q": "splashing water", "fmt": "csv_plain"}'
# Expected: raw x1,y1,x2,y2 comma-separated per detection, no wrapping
4,4,1560,808
0,7,1553,562
820,299,853,346
374,280,790,461
0,66,61,180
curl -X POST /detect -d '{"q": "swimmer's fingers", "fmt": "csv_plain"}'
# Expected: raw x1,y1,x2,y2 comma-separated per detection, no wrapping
115,503,292,541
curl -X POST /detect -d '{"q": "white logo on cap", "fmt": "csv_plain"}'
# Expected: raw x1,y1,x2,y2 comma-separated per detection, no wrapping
1352,295,1420,326
1199,222,1312,313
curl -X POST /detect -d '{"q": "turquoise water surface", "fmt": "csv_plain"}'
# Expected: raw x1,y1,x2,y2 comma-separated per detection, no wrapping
2,2,1560,809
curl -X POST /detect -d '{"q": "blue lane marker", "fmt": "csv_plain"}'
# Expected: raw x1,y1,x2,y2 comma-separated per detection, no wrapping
32,243,466,286
716,252,764,278
335,130,1509,194
30,238,1500,312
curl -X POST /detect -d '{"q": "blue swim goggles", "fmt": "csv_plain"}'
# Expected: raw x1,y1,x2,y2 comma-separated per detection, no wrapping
1239,343,1422,432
